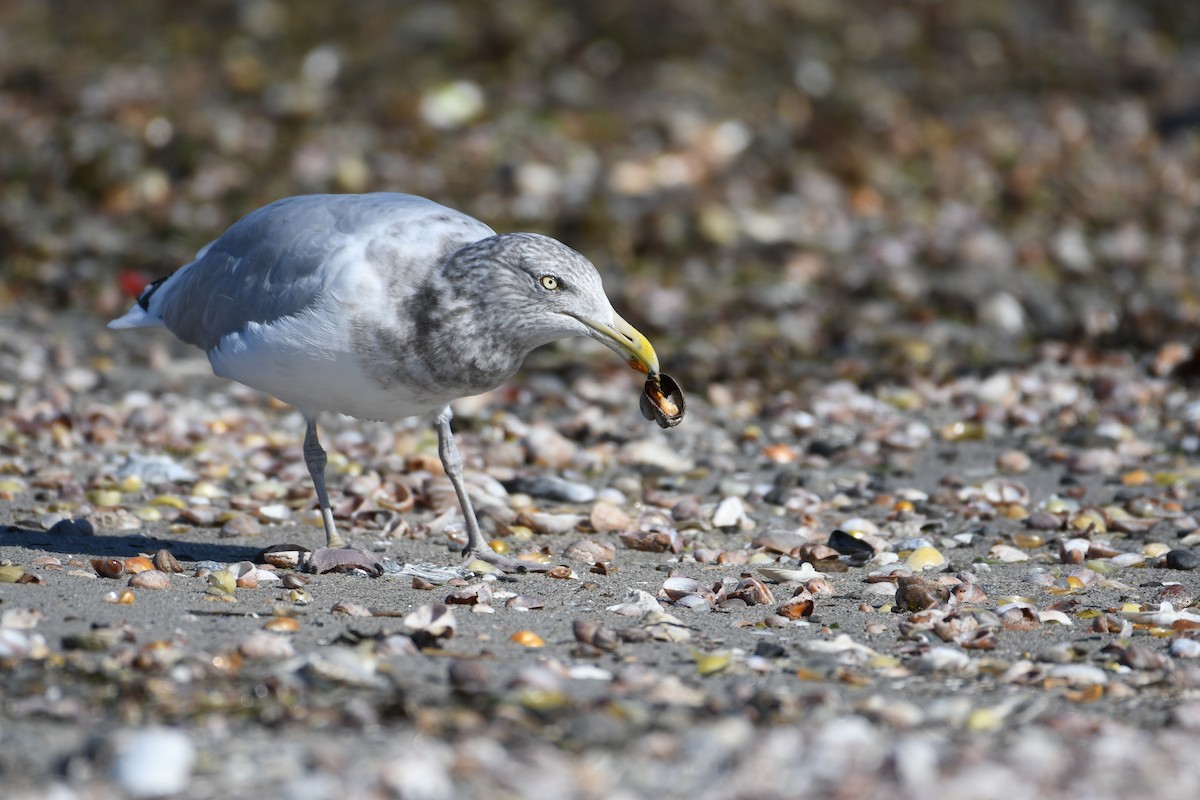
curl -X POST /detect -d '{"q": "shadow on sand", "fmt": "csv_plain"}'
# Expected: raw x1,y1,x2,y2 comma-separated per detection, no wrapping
0,522,263,565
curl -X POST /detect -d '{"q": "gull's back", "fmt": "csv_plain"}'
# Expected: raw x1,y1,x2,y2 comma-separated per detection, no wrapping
110,193,497,419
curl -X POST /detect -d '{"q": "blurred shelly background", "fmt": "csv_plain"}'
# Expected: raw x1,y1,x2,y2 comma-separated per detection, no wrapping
3,0,1200,388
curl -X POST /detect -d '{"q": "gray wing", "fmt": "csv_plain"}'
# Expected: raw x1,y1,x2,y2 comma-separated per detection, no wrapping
155,193,495,351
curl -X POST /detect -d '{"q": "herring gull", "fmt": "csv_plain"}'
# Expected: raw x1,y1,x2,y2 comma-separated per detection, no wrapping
110,192,673,574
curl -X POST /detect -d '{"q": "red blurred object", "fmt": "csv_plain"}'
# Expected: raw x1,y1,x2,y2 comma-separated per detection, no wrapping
118,269,151,298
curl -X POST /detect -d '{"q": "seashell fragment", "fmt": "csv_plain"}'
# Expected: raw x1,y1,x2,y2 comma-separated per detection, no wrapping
256,543,311,569
895,575,950,612
0,566,28,583
618,528,682,553
589,501,631,534
573,619,620,652
404,604,457,643
1059,538,1089,564
661,576,703,600
506,594,546,611
776,589,815,620
263,617,301,632
239,631,296,660
152,549,183,573
128,570,170,590
905,546,945,571
642,609,693,642
331,600,373,616
711,496,748,530
758,564,823,583
1169,637,1200,659
989,544,1030,563
511,630,545,647
445,583,493,606
91,558,125,579
123,556,154,574
728,576,775,606
282,573,309,589
206,570,236,597
563,538,616,563
693,649,732,676
517,511,583,535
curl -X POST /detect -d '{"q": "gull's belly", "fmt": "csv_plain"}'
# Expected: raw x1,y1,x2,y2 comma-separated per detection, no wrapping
207,313,448,421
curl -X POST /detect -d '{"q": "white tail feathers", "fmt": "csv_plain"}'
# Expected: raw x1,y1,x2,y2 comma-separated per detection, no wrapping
108,304,164,330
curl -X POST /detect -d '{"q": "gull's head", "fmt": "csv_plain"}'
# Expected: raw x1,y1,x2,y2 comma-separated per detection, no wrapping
457,233,660,374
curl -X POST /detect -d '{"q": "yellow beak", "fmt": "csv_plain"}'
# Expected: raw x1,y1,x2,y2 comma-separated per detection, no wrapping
576,310,660,374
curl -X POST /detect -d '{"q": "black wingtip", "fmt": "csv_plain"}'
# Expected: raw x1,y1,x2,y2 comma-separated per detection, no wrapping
136,275,170,311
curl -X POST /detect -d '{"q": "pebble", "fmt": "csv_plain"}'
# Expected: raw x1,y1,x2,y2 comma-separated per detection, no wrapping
49,518,95,537
111,728,196,798
1166,549,1200,571
503,475,596,503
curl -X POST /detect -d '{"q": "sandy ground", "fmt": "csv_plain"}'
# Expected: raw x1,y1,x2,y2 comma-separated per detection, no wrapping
4,310,1200,799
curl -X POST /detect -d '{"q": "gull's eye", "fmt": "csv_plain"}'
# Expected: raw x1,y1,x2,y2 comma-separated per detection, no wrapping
540,275,561,291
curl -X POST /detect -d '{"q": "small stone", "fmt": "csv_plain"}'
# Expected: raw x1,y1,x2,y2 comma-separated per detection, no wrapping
1166,549,1200,571
1026,511,1063,531
111,728,195,798
49,518,94,537
503,475,595,503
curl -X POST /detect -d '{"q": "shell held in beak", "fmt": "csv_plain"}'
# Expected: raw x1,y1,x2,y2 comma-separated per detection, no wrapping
641,372,685,428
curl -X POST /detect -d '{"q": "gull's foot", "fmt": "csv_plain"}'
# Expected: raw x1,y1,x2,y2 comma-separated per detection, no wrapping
309,546,384,576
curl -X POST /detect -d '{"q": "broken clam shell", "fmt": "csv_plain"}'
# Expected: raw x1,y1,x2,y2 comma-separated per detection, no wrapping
640,372,686,429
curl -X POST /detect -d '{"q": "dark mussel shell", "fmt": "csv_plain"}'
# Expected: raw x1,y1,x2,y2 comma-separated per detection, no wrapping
640,372,685,428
